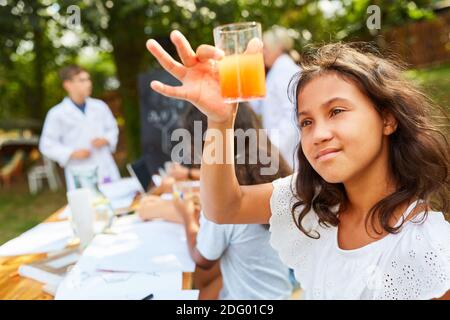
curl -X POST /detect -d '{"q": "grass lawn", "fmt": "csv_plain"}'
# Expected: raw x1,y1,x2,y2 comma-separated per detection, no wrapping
0,177,66,245
0,63,449,246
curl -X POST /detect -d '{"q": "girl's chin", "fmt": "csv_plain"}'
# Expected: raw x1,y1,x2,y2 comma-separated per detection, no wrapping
315,170,348,184
321,176,344,184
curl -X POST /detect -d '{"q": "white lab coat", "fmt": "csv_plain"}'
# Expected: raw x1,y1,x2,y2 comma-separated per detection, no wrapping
249,54,301,169
39,97,121,190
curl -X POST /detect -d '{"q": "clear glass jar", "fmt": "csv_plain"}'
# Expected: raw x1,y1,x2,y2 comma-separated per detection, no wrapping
71,166,115,234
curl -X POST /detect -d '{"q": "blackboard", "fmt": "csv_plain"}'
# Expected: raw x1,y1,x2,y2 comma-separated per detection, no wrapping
138,68,190,175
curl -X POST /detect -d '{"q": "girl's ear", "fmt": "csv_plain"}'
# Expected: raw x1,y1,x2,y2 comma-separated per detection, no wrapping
382,111,398,136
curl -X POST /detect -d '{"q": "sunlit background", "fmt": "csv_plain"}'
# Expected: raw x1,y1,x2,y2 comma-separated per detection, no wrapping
1,0,449,244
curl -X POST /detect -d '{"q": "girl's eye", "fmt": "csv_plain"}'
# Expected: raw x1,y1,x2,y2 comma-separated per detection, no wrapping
331,108,345,117
300,119,312,128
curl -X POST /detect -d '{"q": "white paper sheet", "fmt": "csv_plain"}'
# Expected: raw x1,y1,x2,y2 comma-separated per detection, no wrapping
112,213,143,227
109,195,136,210
0,221,73,256
99,177,140,200
154,290,199,300
56,267,184,300
55,215,196,300
99,177,141,210
18,264,64,288
95,220,195,273
58,206,71,219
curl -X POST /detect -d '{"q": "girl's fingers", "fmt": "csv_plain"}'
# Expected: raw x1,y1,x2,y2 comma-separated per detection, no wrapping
150,80,188,101
170,30,197,67
146,39,186,80
196,44,224,63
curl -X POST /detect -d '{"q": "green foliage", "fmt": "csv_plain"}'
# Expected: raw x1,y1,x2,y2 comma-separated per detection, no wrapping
330,0,435,40
406,62,450,111
0,0,441,157
0,0,116,121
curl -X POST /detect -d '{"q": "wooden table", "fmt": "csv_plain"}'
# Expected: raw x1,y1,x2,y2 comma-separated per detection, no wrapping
0,207,194,300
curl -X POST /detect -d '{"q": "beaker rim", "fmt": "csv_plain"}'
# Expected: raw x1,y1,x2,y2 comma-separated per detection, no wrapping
214,21,260,34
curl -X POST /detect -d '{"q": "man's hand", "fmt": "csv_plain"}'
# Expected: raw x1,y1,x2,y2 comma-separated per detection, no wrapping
91,138,109,149
70,149,91,160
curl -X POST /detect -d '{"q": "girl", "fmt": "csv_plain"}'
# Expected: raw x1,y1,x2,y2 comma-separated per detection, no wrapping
146,31,450,300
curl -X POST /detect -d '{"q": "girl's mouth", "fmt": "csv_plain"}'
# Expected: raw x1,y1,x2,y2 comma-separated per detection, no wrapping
316,148,341,162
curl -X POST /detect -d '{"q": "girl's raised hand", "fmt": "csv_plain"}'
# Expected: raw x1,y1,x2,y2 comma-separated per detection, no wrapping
146,30,237,124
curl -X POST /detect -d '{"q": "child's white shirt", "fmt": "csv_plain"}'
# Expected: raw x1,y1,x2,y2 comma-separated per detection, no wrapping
197,213,293,300
269,175,450,300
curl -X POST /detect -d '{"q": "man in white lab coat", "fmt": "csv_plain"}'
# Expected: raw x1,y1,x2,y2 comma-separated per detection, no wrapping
250,26,301,170
39,65,120,190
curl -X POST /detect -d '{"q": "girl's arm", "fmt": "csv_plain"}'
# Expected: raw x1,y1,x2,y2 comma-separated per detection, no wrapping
201,119,273,224
173,196,218,270
146,31,273,225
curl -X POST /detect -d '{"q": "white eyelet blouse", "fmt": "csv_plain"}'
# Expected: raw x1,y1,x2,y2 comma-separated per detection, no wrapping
269,175,450,300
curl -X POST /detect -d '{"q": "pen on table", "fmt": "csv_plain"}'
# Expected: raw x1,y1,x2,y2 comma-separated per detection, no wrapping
173,191,184,200
142,293,154,300
115,210,135,217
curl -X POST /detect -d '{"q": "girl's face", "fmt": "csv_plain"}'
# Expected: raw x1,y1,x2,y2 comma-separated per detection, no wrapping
297,73,396,184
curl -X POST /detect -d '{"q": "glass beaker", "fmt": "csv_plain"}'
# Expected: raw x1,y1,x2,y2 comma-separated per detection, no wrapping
213,22,266,103
71,166,115,234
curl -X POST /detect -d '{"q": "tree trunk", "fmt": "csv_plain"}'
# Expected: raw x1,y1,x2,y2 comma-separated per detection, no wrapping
107,11,147,161
31,11,45,120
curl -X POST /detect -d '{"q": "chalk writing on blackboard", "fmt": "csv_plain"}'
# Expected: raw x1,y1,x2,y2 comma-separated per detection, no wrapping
139,69,189,159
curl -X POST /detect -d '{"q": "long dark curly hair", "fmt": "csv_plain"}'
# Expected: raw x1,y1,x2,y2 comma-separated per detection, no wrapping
289,42,450,238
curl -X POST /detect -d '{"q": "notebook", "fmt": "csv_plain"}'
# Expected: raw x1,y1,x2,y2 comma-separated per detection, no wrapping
18,248,81,290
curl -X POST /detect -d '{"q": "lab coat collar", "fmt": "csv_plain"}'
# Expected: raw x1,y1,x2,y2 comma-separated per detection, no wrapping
62,96,92,118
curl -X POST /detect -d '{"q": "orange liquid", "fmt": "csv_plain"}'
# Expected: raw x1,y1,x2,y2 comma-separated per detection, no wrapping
218,53,266,102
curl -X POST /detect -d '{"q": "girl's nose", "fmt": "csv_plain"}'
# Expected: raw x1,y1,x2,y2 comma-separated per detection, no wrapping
312,121,334,145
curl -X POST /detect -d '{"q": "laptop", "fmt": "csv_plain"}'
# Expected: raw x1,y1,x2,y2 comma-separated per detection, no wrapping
126,158,152,195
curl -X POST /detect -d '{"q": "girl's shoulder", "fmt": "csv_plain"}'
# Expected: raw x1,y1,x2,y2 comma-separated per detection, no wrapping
376,211,450,299
269,174,331,271
269,173,322,228
270,174,297,210
269,174,318,234
392,210,450,258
